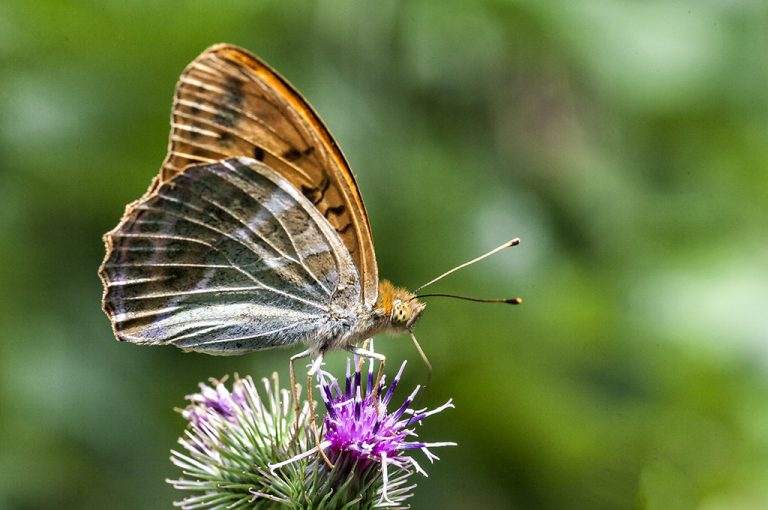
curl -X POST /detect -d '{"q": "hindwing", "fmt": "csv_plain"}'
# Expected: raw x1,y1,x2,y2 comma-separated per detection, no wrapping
99,158,360,354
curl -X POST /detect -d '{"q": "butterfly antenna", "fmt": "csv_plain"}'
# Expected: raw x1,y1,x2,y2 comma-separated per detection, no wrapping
414,238,520,293
416,293,522,305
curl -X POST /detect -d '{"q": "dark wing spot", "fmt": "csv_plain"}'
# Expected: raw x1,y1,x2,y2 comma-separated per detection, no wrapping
336,223,353,235
253,146,265,161
218,131,233,145
301,174,330,205
283,148,302,161
324,204,347,218
213,108,237,128
282,146,316,162
224,76,244,107
301,184,319,203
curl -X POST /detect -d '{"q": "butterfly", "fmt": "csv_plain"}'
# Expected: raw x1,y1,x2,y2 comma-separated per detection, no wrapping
98,44,520,412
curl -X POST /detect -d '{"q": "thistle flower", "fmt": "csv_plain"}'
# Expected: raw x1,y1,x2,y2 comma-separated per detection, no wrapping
270,358,456,507
169,360,455,509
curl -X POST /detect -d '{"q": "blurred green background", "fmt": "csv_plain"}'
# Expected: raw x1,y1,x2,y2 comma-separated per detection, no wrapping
2,1,767,509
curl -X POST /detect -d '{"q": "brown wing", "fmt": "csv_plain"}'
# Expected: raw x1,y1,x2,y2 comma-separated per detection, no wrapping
158,44,378,306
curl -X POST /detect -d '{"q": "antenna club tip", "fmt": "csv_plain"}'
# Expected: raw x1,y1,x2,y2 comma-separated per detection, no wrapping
506,297,523,305
508,238,521,246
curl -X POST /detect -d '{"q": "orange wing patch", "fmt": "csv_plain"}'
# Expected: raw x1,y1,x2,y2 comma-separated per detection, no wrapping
159,44,379,306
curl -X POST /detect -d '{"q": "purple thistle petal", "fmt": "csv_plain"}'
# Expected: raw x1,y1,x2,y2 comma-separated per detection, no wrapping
318,376,336,419
405,412,427,424
330,375,342,399
354,386,362,422
353,358,361,395
392,385,420,421
367,358,374,397
345,358,352,399
320,376,334,403
382,361,407,406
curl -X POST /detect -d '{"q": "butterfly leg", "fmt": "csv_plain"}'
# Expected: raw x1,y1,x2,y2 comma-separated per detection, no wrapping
289,348,312,439
306,354,334,469
356,338,372,374
347,344,386,414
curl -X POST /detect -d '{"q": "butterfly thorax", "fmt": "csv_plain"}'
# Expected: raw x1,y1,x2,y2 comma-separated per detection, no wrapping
317,280,425,355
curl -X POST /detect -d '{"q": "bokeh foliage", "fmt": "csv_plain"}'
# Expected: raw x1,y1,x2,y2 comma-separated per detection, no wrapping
1,1,767,509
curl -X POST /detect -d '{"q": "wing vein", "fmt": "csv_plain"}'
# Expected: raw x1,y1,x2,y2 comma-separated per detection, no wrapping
109,220,328,310
140,199,303,268
191,321,311,348
120,286,265,301
213,163,335,296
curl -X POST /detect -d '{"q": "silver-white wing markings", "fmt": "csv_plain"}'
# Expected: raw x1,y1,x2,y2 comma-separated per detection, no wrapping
108,229,327,309
195,163,337,296
99,157,360,354
141,185,333,296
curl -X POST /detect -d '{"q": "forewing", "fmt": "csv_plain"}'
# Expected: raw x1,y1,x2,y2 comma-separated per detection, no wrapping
99,157,360,355
160,44,378,306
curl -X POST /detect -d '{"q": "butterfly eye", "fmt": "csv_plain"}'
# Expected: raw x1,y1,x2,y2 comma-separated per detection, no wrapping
391,300,410,326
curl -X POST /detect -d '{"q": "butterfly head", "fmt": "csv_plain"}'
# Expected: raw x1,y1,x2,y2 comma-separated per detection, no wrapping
377,280,426,332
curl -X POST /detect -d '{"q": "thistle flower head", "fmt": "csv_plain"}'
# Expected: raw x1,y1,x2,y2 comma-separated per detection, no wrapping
169,359,455,509
320,358,455,473
270,357,456,507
